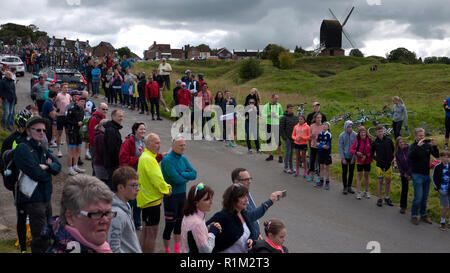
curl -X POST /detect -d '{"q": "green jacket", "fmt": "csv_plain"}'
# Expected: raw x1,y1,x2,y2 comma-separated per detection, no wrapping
262,103,284,125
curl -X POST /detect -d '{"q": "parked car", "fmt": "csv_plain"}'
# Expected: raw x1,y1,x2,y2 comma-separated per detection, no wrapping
0,55,25,76
30,67,87,95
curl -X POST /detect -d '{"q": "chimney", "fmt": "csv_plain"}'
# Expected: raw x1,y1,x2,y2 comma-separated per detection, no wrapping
154,41,156,45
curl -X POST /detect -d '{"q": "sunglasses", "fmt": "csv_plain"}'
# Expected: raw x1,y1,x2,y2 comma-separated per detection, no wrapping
80,210,117,220
30,128,46,133
194,183,205,198
101,108,108,111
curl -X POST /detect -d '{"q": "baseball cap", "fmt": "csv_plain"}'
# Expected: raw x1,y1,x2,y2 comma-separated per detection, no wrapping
185,70,191,74
313,102,320,106
176,80,182,84
26,116,47,129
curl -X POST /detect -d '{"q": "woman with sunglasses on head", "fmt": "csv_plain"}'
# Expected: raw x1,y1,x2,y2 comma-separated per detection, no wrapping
44,175,114,253
181,183,221,253
206,183,257,253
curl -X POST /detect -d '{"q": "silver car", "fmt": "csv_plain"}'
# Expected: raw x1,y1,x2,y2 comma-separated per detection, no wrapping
0,55,25,76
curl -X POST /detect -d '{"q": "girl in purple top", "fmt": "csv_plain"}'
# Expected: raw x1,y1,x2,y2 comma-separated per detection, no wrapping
395,136,412,214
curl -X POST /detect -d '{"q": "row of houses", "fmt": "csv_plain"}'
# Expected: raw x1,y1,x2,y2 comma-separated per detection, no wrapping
143,41,260,61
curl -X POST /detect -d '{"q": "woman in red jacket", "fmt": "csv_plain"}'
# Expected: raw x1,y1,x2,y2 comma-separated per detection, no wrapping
350,126,374,200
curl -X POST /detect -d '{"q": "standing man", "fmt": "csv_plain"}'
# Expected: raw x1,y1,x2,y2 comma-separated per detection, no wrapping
371,124,395,207
31,75,49,115
409,128,439,225
172,80,182,106
137,133,172,253
103,109,124,189
307,102,327,126
0,71,17,131
41,90,57,144
54,83,72,158
158,58,172,91
107,166,143,253
262,94,284,162
161,136,197,253
222,168,283,240
66,97,86,176
145,76,161,121
13,116,61,253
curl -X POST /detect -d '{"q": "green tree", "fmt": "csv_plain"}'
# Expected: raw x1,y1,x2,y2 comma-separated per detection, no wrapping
349,48,364,57
386,47,418,64
117,46,132,58
239,58,263,80
261,44,287,68
278,51,294,69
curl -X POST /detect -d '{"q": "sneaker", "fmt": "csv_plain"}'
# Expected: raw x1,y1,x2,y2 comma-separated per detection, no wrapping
440,223,447,231
343,187,348,195
294,171,299,177
278,156,283,163
266,155,274,161
400,208,406,214
384,198,394,206
68,169,78,176
226,142,232,147
445,144,449,150
248,149,253,154
314,181,323,188
377,199,383,207
74,167,86,173
139,111,144,115
356,192,361,199
85,153,92,160
347,188,355,194
363,191,371,199
57,150,63,158
303,172,308,178
411,217,419,225
50,142,58,148
421,215,432,224
284,169,292,174
316,177,321,183
324,183,330,190
307,176,314,182
157,117,163,121
231,142,237,147
257,149,262,154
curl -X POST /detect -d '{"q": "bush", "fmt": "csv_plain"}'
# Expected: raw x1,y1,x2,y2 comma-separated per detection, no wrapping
278,51,294,69
386,47,419,64
349,49,364,57
239,58,263,80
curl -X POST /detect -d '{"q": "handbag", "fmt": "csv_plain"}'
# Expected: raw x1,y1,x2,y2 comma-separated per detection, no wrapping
18,171,38,198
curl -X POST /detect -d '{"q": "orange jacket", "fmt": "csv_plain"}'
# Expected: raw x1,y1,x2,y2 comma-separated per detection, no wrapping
292,123,310,145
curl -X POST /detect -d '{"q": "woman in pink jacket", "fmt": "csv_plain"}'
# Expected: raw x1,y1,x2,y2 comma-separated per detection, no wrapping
350,126,374,200
292,115,310,178
181,183,222,253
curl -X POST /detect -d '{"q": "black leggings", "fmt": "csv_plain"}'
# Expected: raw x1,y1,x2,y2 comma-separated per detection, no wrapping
342,159,355,189
400,175,409,209
163,193,185,240
309,147,318,174
392,120,403,140
445,117,450,139
15,202,28,252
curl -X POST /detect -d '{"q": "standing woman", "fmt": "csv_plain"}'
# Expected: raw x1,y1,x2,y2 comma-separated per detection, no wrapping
350,126,374,200
214,91,224,141
244,88,261,107
119,122,147,230
181,183,222,253
93,119,109,184
111,69,123,106
395,136,412,214
307,113,323,182
387,96,408,140
206,183,255,253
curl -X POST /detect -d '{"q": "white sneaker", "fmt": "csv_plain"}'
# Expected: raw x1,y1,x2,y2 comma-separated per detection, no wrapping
57,150,63,158
50,141,58,148
68,169,78,176
74,167,86,173
85,153,92,160
356,192,361,200
364,191,371,199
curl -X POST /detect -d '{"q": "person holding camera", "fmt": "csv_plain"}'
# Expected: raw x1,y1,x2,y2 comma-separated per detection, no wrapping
408,128,439,225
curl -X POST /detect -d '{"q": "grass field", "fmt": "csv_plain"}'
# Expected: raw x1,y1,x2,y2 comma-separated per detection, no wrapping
132,56,450,222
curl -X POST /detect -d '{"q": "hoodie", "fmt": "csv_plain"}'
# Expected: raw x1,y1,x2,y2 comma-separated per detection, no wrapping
280,111,298,141
338,121,357,161
107,195,142,253
103,120,122,169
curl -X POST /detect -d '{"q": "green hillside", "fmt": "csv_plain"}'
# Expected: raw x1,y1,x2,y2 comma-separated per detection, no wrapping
133,56,450,221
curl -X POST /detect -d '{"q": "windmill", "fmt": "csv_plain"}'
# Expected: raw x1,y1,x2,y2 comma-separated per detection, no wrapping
319,6,356,56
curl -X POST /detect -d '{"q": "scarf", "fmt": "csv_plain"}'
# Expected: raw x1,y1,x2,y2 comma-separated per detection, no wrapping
65,225,112,253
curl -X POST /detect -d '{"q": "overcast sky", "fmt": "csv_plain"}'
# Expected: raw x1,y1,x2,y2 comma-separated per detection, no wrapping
2,0,450,58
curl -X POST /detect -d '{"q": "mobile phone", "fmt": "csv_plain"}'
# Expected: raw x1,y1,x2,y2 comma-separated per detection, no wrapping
278,190,287,200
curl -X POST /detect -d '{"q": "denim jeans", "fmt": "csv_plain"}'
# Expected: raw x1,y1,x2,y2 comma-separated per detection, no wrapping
411,173,431,218
92,80,100,95
284,138,294,169
2,99,15,128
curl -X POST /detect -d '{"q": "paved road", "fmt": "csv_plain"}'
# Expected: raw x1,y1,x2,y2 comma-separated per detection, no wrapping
1,72,450,253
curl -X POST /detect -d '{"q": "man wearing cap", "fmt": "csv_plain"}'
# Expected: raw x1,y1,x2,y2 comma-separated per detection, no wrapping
13,116,61,253
31,75,50,115
0,71,17,131
66,96,86,176
158,58,172,91
307,102,327,126
181,70,192,88
173,80,182,106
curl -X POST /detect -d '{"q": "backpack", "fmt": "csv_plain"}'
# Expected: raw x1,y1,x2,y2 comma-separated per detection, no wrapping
1,141,32,191
356,137,373,154
81,113,101,141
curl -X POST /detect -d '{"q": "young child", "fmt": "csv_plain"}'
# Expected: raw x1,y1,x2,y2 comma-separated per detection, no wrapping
350,126,374,200
316,122,332,190
292,115,310,178
251,218,288,253
433,150,450,231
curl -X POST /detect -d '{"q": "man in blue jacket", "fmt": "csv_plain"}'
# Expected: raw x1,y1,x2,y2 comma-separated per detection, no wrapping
13,116,61,253
161,135,197,253
230,168,283,240
0,71,17,130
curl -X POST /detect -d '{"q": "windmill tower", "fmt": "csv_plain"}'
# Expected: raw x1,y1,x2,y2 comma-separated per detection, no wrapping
320,7,356,56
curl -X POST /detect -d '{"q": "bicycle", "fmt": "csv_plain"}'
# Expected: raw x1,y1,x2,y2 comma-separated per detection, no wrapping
295,103,307,117
368,122,411,139
330,112,351,124
352,109,370,125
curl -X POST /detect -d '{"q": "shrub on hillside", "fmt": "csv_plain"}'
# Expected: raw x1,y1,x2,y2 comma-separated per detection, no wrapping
386,47,419,64
239,58,263,80
278,51,295,69
349,49,364,57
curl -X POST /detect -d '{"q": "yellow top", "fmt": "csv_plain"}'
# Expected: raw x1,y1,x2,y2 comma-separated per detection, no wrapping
136,149,172,208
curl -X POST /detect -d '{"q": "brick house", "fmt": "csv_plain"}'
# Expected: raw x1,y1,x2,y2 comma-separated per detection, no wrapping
144,41,172,60
217,47,232,60
184,44,211,60
93,41,116,58
232,49,260,60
